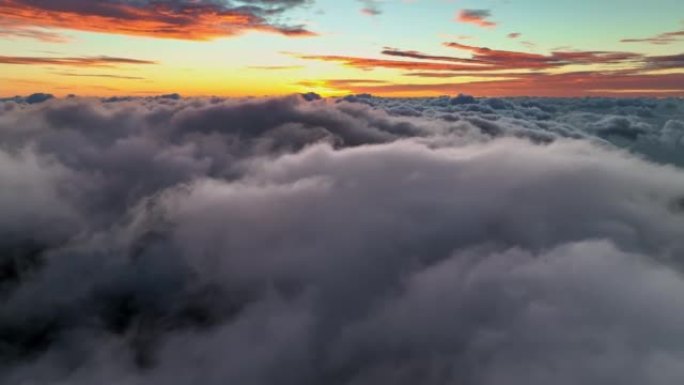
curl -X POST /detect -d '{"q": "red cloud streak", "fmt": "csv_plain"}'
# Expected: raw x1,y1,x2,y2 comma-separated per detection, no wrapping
314,73,684,97
456,9,496,28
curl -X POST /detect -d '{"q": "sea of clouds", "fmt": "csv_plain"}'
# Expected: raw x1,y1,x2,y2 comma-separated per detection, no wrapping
1,93,684,384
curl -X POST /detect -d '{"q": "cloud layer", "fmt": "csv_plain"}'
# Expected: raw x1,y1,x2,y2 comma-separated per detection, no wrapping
1,94,684,384
0,0,314,40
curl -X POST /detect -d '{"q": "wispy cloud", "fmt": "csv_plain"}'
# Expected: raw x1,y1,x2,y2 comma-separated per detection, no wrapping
294,39,683,97
247,65,305,71
643,53,684,70
443,42,643,68
381,47,484,64
308,72,684,97
297,44,644,74
0,20,69,43
52,72,147,80
359,0,382,16
291,53,497,72
0,55,157,67
622,29,684,45
456,9,496,28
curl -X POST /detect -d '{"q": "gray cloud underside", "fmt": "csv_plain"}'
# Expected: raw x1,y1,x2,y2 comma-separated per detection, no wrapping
1,94,684,384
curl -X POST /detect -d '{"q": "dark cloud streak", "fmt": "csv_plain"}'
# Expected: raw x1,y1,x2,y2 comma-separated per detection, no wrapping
622,29,684,45
0,55,157,67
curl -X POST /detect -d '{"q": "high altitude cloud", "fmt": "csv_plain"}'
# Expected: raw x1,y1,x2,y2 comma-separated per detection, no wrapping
299,44,645,73
456,9,496,28
293,53,496,71
52,72,147,80
247,65,305,71
2,95,684,384
0,20,68,42
359,0,382,16
622,29,684,45
311,73,684,97
443,42,643,67
643,53,684,70
0,0,314,40
382,47,483,63
294,41,684,96
0,55,156,67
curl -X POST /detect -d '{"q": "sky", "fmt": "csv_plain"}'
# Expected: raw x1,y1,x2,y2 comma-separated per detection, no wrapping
0,0,683,97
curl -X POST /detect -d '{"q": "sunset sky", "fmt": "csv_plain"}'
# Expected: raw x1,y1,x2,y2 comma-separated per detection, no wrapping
1,0,683,97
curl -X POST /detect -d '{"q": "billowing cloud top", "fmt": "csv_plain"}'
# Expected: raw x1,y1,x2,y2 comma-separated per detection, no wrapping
0,0,314,40
2,94,684,384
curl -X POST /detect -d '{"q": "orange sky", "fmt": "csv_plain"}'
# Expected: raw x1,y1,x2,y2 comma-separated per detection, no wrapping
1,0,683,97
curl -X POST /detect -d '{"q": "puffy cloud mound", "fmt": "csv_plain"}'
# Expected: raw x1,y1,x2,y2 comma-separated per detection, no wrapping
1,94,684,384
